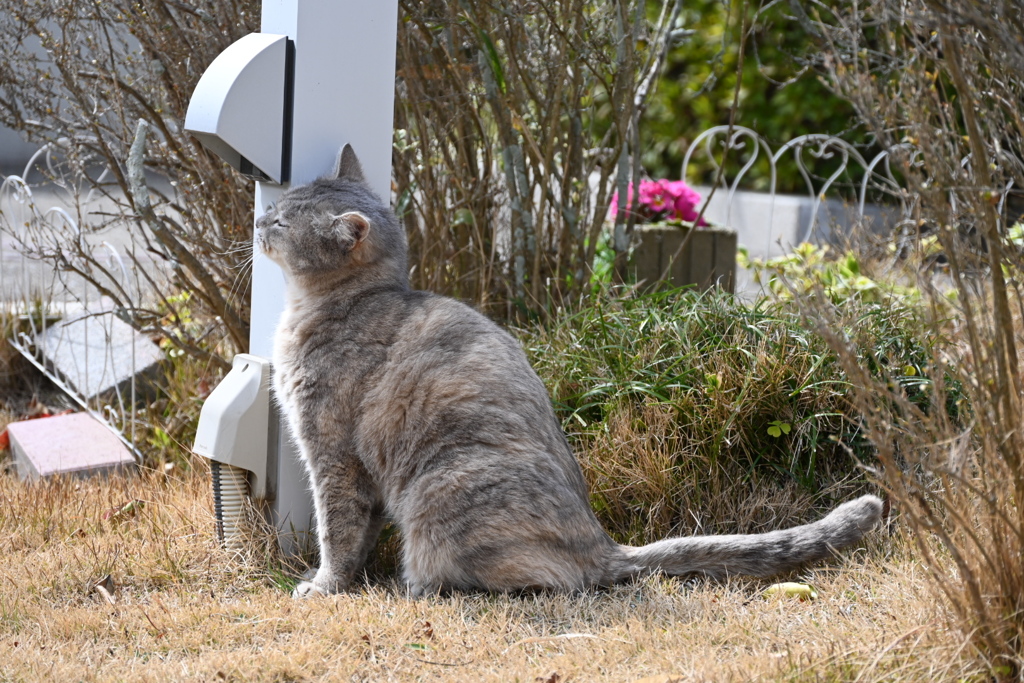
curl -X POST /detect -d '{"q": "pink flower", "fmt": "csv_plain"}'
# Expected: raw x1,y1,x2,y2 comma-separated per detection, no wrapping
665,180,708,226
641,180,671,212
608,178,706,225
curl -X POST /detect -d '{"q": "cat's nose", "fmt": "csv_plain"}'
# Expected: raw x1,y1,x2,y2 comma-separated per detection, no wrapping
254,229,270,254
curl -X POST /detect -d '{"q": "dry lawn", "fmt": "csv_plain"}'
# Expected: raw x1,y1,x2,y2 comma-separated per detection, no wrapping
0,465,981,682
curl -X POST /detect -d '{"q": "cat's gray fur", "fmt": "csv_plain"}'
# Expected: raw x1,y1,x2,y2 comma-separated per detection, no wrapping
256,145,883,598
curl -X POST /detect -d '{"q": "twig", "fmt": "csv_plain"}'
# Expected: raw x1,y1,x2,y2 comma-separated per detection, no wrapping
126,119,248,350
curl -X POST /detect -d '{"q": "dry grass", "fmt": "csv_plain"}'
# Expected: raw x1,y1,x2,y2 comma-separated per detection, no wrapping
0,465,981,682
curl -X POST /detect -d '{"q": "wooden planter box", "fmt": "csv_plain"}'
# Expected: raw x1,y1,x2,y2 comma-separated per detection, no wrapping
631,223,737,293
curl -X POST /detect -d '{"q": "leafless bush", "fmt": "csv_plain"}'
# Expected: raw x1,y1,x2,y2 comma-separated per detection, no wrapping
808,0,1024,675
0,0,697,351
394,0,685,318
0,0,261,369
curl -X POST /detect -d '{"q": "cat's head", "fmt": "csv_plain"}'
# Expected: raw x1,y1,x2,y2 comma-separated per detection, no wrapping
255,145,408,288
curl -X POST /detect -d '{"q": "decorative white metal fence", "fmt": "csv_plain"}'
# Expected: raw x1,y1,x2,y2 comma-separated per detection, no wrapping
681,125,1023,259
0,148,164,459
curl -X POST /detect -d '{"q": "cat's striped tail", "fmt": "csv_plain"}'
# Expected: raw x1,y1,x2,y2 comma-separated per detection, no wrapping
609,495,883,582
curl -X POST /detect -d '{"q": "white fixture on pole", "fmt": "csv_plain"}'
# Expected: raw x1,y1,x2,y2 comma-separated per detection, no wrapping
193,354,272,548
186,0,399,552
182,33,291,184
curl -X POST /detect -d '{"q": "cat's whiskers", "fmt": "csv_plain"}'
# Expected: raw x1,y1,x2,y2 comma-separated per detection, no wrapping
225,253,254,307
215,240,255,257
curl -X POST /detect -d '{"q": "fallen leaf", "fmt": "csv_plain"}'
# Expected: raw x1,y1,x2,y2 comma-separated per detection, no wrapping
103,499,145,523
536,673,561,683
764,582,818,601
405,642,431,651
632,677,685,683
94,575,116,605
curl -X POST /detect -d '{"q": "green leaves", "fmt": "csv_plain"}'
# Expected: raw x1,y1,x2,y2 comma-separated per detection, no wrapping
475,27,506,95
766,420,791,438
521,284,956,508
744,243,924,306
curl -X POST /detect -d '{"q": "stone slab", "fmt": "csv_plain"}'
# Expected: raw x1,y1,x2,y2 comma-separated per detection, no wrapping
35,309,164,399
9,412,135,481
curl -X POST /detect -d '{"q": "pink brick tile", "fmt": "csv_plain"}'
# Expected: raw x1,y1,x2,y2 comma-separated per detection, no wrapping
9,412,135,480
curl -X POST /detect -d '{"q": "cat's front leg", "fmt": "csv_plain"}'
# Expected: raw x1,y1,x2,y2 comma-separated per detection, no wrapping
292,453,383,598
294,508,385,598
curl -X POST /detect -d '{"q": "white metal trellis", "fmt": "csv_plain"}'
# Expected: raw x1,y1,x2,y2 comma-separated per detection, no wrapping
0,147,155,460
683,125,1023,246
680,126,932,254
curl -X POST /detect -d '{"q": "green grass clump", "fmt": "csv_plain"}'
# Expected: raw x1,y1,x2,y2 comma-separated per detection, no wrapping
520,287,954,544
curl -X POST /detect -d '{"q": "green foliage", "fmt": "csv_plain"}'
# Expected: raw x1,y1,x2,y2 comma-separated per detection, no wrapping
739,244,964,421
520,287,958,541
766,420,791,438
643,0,873,193
740,242,923,305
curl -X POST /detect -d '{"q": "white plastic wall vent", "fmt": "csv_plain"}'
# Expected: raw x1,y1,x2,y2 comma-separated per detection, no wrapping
184,33,292,183
193,354,273,548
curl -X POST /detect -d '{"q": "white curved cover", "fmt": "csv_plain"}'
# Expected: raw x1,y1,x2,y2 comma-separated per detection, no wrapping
193,354,271,499
185,33,288,183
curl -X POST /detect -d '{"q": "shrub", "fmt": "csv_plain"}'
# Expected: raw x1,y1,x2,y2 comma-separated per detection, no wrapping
520,288,953,544
394,0,686,316
740,242,925,306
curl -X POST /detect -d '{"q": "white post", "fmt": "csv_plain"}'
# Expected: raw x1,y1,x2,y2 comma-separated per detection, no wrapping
251,1,398,550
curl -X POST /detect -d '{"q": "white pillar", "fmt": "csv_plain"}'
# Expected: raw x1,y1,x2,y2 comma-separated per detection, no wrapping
251,0,398,550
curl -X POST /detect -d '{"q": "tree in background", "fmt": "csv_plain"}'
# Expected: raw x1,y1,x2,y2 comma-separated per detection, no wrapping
643,0,873,193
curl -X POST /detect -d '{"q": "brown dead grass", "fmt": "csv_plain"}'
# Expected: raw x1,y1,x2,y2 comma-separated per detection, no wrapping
0,465,981,682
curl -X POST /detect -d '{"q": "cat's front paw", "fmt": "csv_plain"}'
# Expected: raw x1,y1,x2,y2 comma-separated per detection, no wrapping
291,570,346,599
292,580,326,599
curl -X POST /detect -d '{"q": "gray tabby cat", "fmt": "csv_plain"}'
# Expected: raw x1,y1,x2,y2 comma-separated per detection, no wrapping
256,145,883,598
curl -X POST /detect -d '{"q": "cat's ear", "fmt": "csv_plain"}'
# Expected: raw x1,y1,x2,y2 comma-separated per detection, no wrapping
332,144,366,183
331,211,370,251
